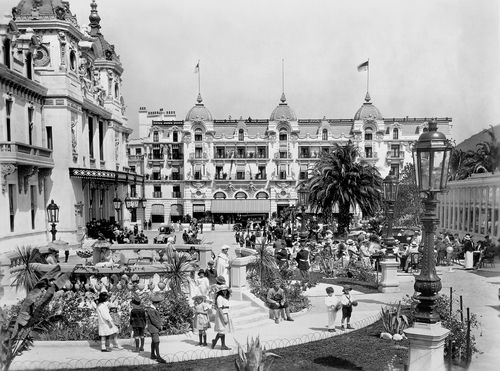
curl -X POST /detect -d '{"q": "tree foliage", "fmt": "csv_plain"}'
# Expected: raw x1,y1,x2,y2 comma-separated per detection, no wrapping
393,163,422,227
449,125,500,180
304,142,383,235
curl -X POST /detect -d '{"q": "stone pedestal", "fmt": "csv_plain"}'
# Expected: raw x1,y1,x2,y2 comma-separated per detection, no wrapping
230,255,256,300
404,322,450,371
196,245,213,269
378,259,400,292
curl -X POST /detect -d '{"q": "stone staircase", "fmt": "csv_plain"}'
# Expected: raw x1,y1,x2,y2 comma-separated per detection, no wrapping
229,298,270,330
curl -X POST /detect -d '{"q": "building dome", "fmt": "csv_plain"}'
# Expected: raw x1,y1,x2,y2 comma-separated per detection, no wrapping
186,93,213,121
270,92,297,121
354,92,383,121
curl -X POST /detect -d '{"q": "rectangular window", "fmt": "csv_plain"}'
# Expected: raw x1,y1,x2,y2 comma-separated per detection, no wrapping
194,165,202,180
172,185,181,198
257,166,266,180
130,165,136,173
152,171,160,180
153,131,159,142
98,121,104,160
236,171,245,180
8,184,15,232
279,165,287,180
172,131,178,142
300,147,310,158
391,145,400,158
28,107,34,145
30,185,36,229
237,147,245,158
6,99,12,141
216,166,223,179
279,151,288,159
88,117,94,158
130,184,137,198
153,185,162,198
365,147,373,158
216,147,225,158
135,148,142,155
257,147,267,158
46,126,53,150
390,164,400,178
195,147,203,159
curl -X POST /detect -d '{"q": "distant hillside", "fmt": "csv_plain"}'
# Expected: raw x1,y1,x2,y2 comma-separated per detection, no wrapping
456,125,500,152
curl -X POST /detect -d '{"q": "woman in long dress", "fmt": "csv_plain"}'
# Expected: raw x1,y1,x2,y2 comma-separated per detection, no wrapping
211,286,233,350
463,234,474,269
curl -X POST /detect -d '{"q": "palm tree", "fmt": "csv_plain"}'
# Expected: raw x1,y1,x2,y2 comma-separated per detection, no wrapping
247,240,278,287
449,148,474,180
475,125,500,174
304,141,383,236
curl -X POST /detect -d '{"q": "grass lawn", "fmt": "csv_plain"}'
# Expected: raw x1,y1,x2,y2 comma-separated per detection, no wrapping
54,320,409,371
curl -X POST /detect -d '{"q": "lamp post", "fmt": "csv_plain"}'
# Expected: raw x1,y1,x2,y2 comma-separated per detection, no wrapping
46,199,59,241
404,120,452,371
113,197,122,224
125,194,140,223
383,174,399,256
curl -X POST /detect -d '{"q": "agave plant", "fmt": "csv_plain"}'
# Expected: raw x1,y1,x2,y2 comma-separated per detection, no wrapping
381,301,409,335
10,246,45,293
162,250,192,297
235,336,281,371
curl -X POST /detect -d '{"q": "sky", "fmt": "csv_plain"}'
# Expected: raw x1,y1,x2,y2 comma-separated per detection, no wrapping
6,0,500,143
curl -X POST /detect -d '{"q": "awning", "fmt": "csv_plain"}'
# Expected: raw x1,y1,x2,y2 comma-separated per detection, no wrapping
300,164,308,171
151,204,164,215
171,204,183,216
211,199,271,213
193,204,205,213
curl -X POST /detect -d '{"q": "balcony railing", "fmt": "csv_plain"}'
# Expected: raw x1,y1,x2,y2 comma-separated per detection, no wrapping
214,174,267,181
152,191,162,198
172,191,182,198
0,141,54,167
214,153,268,159
128,154,144,161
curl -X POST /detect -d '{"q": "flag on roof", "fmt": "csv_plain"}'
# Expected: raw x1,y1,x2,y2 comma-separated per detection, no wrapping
357,60,369,72
194,61,200,74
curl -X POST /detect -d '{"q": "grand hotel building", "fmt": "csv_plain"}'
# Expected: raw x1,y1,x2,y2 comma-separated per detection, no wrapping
127,92,452,226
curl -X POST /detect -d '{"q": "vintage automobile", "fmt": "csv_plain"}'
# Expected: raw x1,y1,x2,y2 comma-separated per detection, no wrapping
153,224,175,244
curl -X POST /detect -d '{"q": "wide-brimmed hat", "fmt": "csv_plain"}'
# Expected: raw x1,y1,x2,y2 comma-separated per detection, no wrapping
215,276,226,285
151,293,163,303
464,234,471,241
216,284,229,293
343,286,352,293
410,241,418,247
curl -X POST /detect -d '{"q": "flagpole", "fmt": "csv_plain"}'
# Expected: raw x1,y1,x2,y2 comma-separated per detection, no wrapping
367,58,370,94
282,58,284,94
198,60,201,95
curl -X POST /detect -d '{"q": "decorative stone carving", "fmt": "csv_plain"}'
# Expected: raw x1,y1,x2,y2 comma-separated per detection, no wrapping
55,6,66,20
74,201,84,216
1,164,17,194
71,112,78,162
114,131,120,161
58,32,67,71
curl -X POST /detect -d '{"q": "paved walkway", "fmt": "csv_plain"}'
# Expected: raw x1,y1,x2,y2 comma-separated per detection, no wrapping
9,232,500,370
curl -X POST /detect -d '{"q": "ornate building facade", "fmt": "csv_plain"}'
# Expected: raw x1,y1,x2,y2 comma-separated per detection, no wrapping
0,0,141,252
128,91,452,226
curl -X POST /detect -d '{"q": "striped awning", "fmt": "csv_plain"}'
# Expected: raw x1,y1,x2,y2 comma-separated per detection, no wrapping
211,199,270,213
171,204,183,216
151,204,164,215
193,204,205,213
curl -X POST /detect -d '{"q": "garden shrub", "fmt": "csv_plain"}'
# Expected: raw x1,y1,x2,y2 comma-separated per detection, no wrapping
402,293,479,363
380,301,409,335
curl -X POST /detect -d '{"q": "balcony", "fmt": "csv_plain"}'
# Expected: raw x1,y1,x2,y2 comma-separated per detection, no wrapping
152,191,162,198
214,153,268,160
128,154,144,161
189,153,208,161
172,191,182,198
386,151,405,161
214,174,267,181
0,142,54,168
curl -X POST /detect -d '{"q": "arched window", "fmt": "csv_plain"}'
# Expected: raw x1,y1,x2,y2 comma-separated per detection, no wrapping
213,192,226,199
393,128,399,140
194,128,203,142
364,128,373,141
25,52,33,80
3,39,11,68
238,129,244,141
322,129,328,141
255,191,269,199
69,50,77,71
279,128,288,141
114,83,119,98
234,191,247,199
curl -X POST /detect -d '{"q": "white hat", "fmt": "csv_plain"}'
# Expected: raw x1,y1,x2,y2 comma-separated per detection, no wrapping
221,244,231,250
346,239,355,245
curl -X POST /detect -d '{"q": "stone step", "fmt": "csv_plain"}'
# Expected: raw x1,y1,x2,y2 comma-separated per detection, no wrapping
231,305,263,318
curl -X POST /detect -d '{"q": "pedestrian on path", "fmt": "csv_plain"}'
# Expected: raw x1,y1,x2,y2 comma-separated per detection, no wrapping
130,294,146,353
215,245,231,284
464,234,474,270
193,295,210,346
196,269,210,297
211,285,233,350
146,293,166,363
95,292,120,352
340,286,357,330
325,286,341,332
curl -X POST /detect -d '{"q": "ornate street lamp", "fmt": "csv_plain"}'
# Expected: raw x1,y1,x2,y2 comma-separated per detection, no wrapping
46,199,59,241
124,194,139,210
412,119,452,323
383,174,399,256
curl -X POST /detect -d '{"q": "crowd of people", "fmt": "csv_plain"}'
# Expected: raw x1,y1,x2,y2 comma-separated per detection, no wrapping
86,219,148,244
